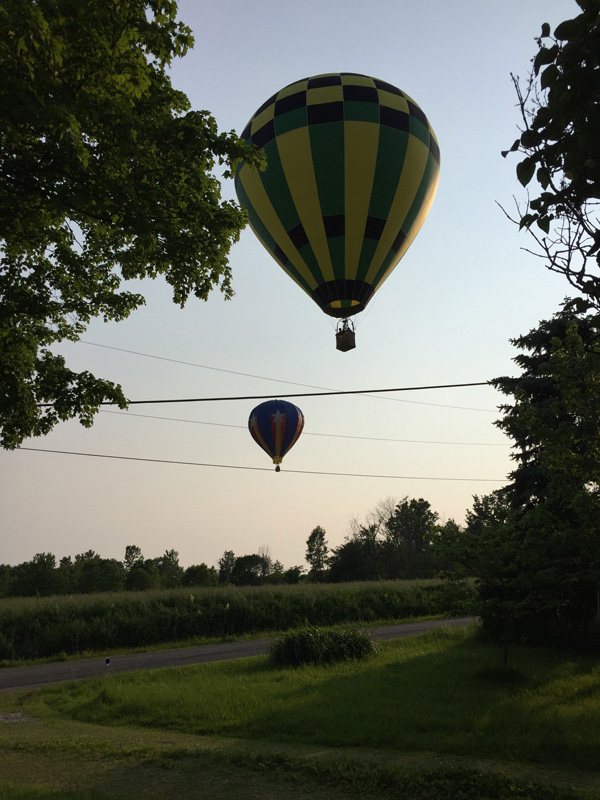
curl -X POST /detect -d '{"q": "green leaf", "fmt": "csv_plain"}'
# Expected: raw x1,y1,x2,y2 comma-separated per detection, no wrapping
554,18,578,40
534,45,558,75
536,215,551,233
536,166,551,189
541,22,551,37
501,139,521,158
541,64,560,91
519,213,537,230
517,158,536,187
520,129,540,149
532,106,551,130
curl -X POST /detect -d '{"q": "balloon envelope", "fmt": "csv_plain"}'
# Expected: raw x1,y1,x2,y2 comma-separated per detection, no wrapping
235,73,440,318
248,400,304,466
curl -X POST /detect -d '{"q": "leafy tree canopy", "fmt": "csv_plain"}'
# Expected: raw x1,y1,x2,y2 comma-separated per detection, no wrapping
0,0,263,448
183,563,218,587
502,0,600,303
230,553,269,587
328,497,444,582
305,525,328,576
123,544,144,573
217,549,235,584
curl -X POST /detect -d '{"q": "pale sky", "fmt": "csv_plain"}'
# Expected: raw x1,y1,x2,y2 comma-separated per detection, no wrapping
0,0,578,570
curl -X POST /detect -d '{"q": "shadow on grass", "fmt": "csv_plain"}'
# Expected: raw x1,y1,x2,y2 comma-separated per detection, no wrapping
23,628,600,775
475,666,529,686
238,629,600,772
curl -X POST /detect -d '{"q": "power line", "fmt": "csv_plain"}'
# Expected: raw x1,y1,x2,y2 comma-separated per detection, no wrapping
80,340,497,413
119,381,491,405
17,447,507,482
81,340,326,389
101,409,509,447
39,380,491,408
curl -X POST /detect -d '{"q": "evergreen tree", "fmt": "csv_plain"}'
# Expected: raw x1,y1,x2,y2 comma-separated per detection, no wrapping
471,301,600,652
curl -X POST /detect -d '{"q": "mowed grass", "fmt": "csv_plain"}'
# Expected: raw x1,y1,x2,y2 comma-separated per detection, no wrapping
24,626,600,772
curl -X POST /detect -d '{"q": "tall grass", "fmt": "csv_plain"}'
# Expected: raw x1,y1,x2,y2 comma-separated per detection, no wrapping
269,626,376,666
28,627,600,772
0,579,474,661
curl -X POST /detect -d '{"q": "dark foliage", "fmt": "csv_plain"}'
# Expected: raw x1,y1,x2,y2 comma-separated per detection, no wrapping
0,580,474,661
0,0,263,446
503,1,600,304
448,302,600,657
269,626,376,667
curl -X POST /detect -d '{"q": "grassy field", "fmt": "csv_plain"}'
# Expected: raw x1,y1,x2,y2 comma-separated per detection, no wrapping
1,626,600,799
0,579,474,663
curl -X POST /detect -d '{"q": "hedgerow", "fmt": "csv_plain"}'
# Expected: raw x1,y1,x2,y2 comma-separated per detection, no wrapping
0,579,475,661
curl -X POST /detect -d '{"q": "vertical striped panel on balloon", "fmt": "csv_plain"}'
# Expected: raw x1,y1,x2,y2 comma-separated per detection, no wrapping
276,126,335,284
236,159,317,295
363,134,430,287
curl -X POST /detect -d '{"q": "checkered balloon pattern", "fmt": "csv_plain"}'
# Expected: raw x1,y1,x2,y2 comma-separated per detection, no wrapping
235,73,440,318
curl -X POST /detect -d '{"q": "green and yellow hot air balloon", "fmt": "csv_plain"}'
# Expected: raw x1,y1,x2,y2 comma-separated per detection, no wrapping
234,73,440,351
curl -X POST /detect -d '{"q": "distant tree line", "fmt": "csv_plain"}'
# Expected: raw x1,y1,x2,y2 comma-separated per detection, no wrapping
0,546,212,598
0,543,307,599
216,547,303,587
1,496,461,599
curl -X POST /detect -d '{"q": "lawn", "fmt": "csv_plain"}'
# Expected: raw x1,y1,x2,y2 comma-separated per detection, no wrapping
2,626,599,799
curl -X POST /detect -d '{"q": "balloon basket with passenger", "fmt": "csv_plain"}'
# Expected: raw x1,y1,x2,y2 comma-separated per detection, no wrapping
335,319,356,352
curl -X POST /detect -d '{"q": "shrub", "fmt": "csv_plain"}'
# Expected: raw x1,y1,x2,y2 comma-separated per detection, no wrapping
269,626,376,667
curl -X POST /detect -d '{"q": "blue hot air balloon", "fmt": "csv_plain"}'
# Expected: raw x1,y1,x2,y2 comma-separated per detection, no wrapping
248,400,304,471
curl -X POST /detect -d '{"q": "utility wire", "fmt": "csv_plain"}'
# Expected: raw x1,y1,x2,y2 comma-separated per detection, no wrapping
17,447,506,482
117,381,491,405
80,340,497,413
101,409,509,447
82,340,327,389
38,380,492,408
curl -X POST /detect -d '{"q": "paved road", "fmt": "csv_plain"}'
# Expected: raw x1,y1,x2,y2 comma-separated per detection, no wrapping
0,617,476,692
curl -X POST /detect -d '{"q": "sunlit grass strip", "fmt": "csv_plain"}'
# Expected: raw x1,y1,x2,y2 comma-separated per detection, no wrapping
0,580,474,661
27,627,600,772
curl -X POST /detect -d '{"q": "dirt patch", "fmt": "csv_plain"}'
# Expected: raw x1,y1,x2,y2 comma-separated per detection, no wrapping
0,712,37,723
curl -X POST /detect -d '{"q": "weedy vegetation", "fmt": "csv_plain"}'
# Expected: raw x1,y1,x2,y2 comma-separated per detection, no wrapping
269,626,376,666
0,579,474,662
